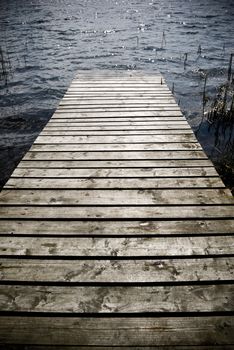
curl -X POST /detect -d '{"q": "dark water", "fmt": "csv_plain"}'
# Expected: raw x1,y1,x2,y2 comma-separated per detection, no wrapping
0,0,234,189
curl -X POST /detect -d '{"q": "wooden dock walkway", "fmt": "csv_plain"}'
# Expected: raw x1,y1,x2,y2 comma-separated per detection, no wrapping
0,71,234,349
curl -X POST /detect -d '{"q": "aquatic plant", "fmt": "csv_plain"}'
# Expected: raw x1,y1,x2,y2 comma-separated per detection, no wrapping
161,31,166,49
172,82,175,94
0,46,12,87
197,45,202,56
202,73,208,116
184,53,188,69
203,53,234,123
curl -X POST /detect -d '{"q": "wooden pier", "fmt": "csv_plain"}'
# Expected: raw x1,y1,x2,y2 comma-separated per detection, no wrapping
0,71,234,349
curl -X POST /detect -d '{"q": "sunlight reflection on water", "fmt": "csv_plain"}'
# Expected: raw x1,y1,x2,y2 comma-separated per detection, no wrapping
0,0,233,187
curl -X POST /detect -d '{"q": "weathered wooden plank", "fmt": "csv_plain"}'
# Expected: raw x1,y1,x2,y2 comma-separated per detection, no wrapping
51,116,185,122
0,316,233,346
52,110,183,117
57,107,181,112
5,177,225,190
59,101,178,107
18,159,213,168
1,285,233,313
28,144,202,152
0,206,233,219
45,125,190,130
0,257,233,282
41,130,194,135
10,167,218,178
58,106,180,111
0,219,233,236
0,189,232,206
64,93,173,97
35,135,197,144
47,121,188,126
60,95,176,106
24,150,207,161
1,236,233,256
42,126,191,131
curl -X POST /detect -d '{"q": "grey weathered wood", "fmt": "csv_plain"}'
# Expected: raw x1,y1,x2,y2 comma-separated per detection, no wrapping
47,121,188,126
5,177,225,189
0,189,232,205
52,110,183,117
57,107,181,112
35,134,197,144
10,167,218,178
44,125,190,130
0,236,233,256
0,285,233,313
0,206,233,219
0,317,233,346
41,130,194,135
24,150,207,160
0,219,233,236
60,98,177,104
27,143,202,151
51,116,185,122
17,159,213,168
63,93,173,98
1,71,234,348
0,257,233,282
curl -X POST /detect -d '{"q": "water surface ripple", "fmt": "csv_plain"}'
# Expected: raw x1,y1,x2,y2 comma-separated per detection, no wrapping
0,0,233,188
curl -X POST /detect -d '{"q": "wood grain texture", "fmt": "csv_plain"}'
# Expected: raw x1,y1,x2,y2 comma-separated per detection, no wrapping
0,317,233,345
18,159,213,168
0,219,233,236
0,205,233,219
0,285,233,313
0,189,232,205
27,143,201,151
52,110,183,117
40,130,194,135
10,167,218,178
25,150,207,161
57,107,181,112
50,116,185,122
0,257,233,282
35,134,197,144
0,236,233,256
5,177,224,190
59,99,178,105
47,120,188,125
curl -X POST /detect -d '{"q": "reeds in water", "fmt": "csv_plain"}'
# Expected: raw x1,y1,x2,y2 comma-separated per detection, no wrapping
204,53,234,123
161,31,166,49
0,46,11,87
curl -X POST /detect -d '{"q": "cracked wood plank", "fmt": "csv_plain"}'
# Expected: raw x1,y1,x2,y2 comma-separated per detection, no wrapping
0,285,233,313
0,219,232,236
0,257,233,282
0,236,233,256
0,189,232,205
